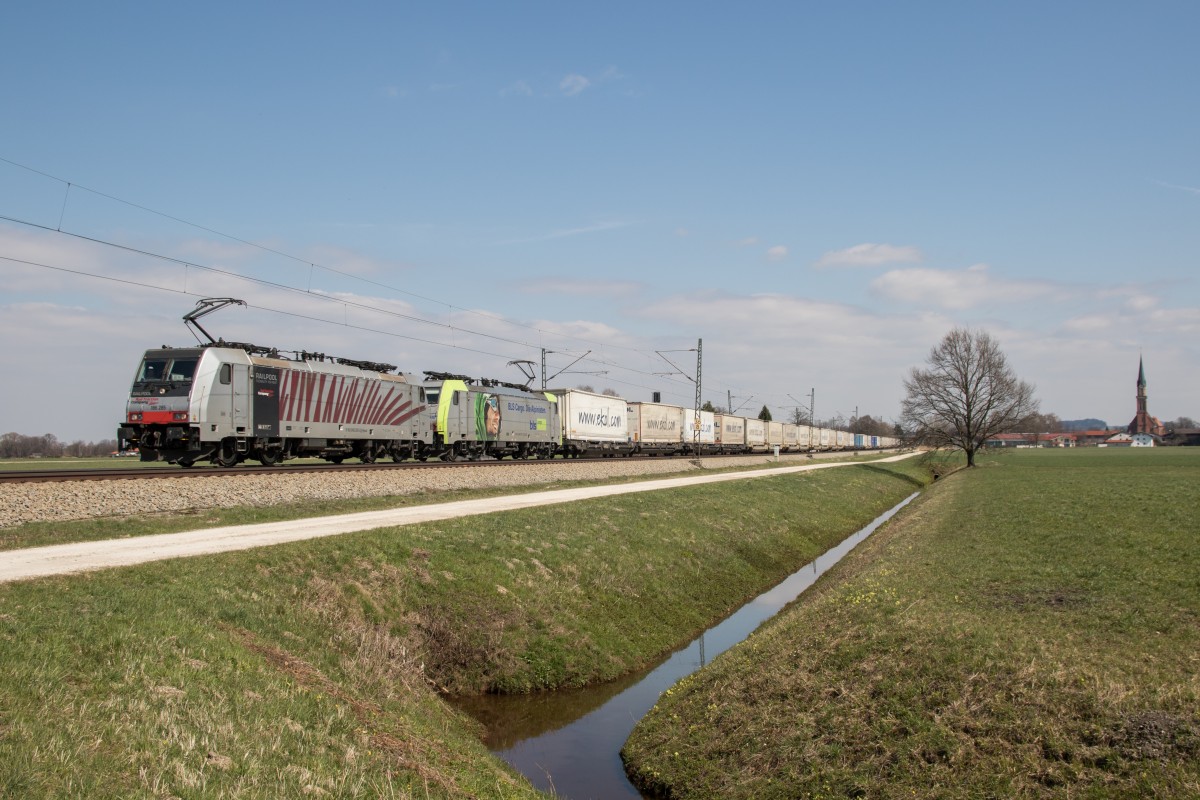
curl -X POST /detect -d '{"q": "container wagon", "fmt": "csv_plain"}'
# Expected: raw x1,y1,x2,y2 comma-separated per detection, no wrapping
627,401,685,455
552,388,633,457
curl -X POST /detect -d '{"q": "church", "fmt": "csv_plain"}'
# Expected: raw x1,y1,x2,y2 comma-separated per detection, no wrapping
1126,357,1165,446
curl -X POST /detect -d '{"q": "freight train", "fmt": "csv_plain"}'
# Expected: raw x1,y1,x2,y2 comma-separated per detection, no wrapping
118,300,898,466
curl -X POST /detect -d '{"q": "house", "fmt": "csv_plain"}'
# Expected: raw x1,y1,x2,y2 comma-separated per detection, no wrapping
985,433,1032,448
1162,429,1200,447
1075,429,1123,447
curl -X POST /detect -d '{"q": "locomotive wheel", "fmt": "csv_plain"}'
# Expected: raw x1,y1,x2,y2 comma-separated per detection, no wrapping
178,458,195,468
329,455,344,464
214,441,240,467
359,449,376,464
257,449,282,466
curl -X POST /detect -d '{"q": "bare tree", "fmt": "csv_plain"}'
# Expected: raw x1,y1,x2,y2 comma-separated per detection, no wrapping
901,328,1038,467
853,414,895,437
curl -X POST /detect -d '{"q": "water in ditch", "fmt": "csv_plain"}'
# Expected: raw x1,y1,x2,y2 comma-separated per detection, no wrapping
453,492,919,799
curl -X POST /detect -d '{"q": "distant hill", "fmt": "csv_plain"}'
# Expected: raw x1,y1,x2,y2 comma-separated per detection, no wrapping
1061,418,1109,431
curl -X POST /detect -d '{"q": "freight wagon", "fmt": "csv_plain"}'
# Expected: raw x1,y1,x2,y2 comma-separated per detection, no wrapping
745,418,768,453
714,414,747,453
553,388,633,457
627,402,685,454
683,409,716,454
782,423,799,451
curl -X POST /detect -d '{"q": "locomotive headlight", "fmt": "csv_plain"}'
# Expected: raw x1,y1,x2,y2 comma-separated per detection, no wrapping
173,412,189,421
128,412,142,422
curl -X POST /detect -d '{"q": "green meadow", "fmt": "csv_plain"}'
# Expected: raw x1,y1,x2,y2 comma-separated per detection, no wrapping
624,448,1200,798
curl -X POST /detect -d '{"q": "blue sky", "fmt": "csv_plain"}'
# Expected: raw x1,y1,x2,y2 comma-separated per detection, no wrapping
3,2,1198,442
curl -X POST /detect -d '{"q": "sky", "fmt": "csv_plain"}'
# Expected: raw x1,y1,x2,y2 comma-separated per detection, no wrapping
2,1,1198,443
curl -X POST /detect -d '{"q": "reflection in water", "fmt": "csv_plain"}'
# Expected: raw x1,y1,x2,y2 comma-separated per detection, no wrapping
453,492,919,800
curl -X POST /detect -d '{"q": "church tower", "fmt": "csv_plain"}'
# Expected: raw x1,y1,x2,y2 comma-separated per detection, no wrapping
1127,357,1164,437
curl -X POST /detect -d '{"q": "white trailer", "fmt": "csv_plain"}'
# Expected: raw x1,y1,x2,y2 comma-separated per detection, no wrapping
796,424,813,450
782,423,799,451
745,418,768,452
816,427,833,449
767,421,784,451
714,414,747,453
552,388,633,456
627,402,685,454
683,409,716,453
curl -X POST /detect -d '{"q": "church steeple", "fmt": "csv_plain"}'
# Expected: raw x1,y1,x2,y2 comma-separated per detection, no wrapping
1136,356,1147,415
1128,356,1163,437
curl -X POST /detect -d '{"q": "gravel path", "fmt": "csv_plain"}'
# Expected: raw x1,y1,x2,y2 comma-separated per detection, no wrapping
0,453,918,583
0,453,849,529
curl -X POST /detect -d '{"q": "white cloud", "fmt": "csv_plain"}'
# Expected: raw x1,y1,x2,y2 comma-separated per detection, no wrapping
494,220,631,245
560,74,590,96
1124,294,1158,312
501,80,533,97
870,263,1057,310
766,245,788,261
558,66,627,98
517,277,643,298
816,243,922,269
1061,314,1114,333
1155,179,1200,197
737,236,758,247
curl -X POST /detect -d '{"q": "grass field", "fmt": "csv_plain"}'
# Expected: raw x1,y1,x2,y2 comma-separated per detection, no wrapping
623,447,1200,798
0,457,933,797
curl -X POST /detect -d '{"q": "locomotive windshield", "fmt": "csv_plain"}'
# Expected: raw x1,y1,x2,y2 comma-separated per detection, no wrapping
136,355,199,384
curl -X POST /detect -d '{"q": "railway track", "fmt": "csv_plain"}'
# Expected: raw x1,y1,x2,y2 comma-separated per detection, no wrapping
0,453,748,484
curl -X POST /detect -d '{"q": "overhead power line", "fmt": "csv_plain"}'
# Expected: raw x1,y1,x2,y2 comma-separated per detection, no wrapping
0,155,754,402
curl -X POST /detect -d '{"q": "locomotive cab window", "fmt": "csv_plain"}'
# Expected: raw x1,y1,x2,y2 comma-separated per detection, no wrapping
219,363,232,385
138,359,169,382
168,358,198,382
137,356,198,383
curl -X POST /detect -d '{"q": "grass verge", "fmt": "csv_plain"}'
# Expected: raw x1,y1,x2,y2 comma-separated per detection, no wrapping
623,447,1200,799
0,457,932,797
